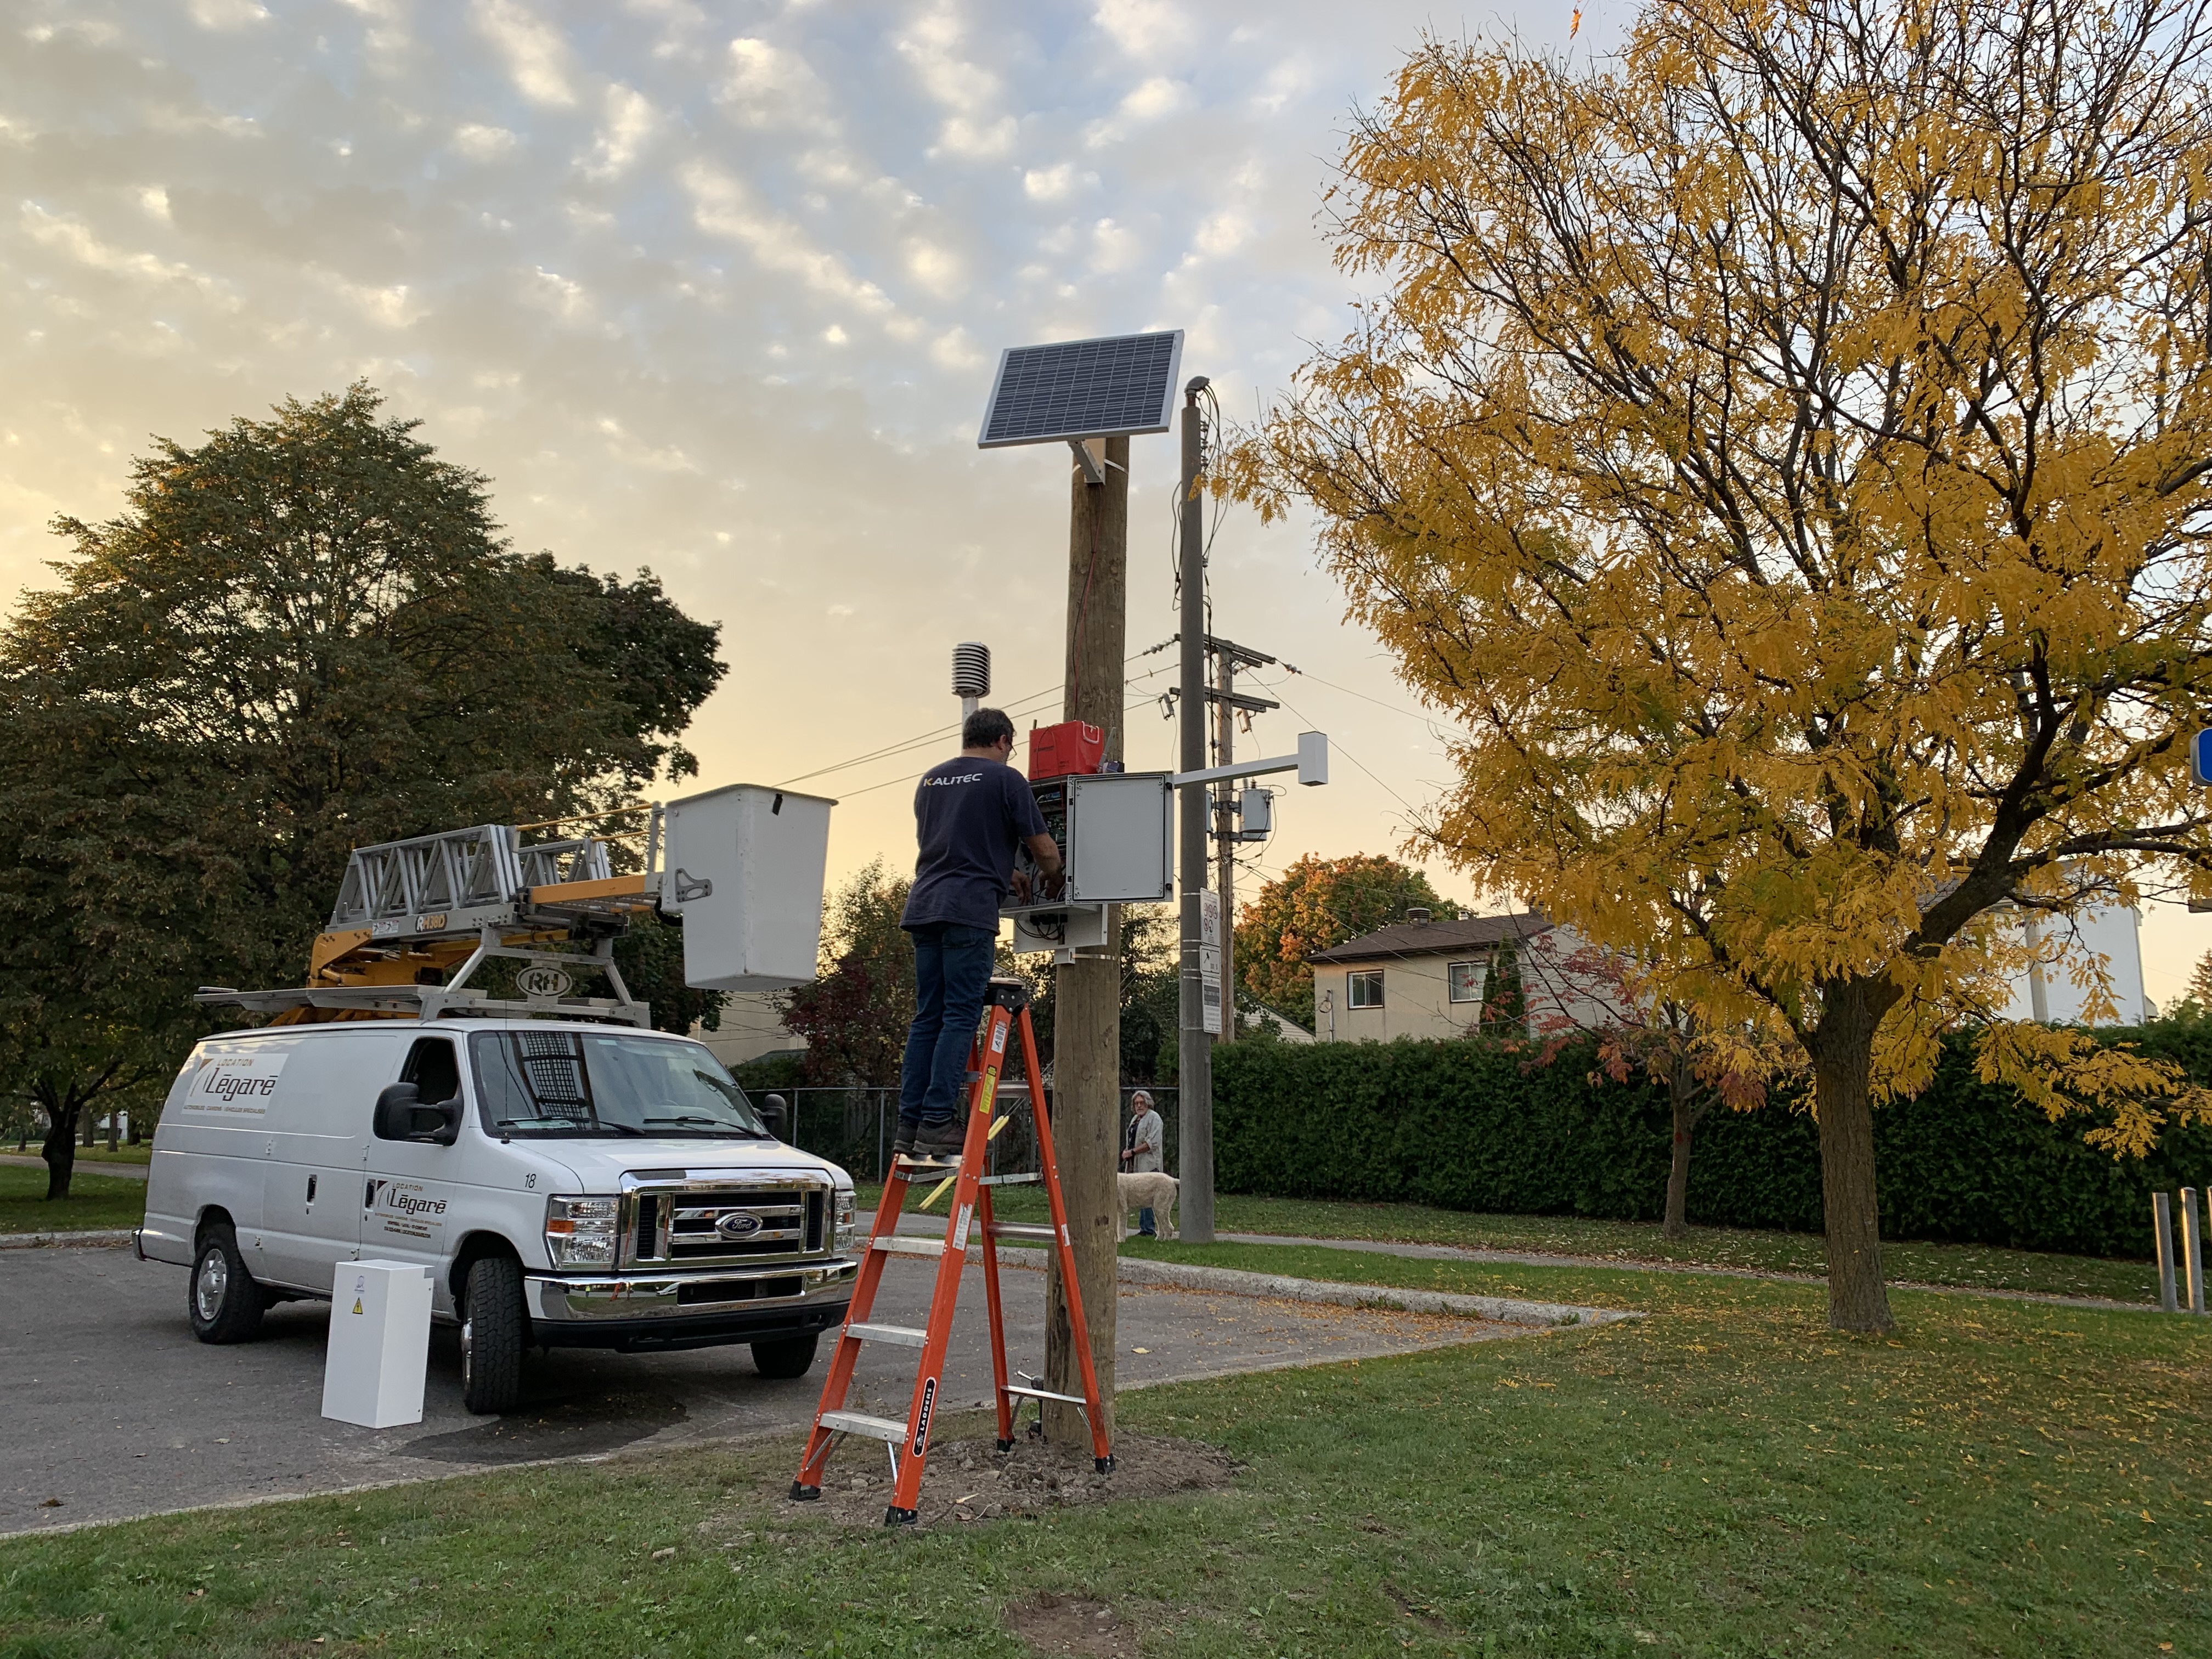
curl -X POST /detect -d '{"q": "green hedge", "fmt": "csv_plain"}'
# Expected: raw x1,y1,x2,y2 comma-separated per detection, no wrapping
1213,1028,2212,1259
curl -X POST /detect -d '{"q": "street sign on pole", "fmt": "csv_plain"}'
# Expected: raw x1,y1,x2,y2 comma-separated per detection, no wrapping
1199,889,1223,1036
2193,728,2212,786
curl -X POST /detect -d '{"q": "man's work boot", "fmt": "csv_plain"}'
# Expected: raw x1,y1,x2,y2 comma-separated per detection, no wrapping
911,1116,967,1165
891,1122,918,1159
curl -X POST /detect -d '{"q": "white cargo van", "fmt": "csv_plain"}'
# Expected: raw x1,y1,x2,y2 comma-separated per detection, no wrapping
138,1017,858,1414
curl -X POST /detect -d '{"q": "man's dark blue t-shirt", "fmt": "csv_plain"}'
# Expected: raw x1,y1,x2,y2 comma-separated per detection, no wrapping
900,755,1050,933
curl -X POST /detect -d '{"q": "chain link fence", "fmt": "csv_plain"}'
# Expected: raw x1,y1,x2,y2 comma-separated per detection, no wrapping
770,1085,1178,1183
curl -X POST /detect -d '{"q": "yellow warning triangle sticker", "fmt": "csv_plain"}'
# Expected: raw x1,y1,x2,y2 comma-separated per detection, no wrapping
352,1299,363,1314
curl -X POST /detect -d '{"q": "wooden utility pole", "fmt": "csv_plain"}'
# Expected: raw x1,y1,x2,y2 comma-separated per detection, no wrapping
1044,435,1127,1442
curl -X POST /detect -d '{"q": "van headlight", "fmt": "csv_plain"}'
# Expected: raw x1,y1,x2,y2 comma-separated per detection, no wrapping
545,1194,620,1267
834,1187,856,1251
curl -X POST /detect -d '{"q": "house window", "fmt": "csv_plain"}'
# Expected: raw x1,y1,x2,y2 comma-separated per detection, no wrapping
1448,961,1486,1004
1347,970,1384,1009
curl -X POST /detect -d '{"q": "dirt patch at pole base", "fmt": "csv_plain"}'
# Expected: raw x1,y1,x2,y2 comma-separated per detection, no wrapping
781,1431,1238,1530
1005,1592,1139,1657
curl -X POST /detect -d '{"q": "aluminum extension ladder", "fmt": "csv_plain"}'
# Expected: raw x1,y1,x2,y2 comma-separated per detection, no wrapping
790,976,1114,1525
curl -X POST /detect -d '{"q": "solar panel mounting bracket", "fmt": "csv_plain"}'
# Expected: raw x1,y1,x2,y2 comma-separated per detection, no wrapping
1069,440,1104,483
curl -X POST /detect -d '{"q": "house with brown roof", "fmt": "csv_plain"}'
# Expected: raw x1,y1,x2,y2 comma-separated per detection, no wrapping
1308,909,1632,1042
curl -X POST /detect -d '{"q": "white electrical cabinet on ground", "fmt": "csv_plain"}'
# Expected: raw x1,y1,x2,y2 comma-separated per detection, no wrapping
321,1260,435,1430
660,784,834,992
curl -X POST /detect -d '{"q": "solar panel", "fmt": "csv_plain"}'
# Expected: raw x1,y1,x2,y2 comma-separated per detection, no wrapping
977,330,1185,448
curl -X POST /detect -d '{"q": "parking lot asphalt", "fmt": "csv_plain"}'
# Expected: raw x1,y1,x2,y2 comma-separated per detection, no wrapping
4,1244,1516,1536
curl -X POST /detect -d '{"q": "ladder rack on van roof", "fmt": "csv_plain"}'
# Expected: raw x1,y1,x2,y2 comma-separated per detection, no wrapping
196,814,666,1029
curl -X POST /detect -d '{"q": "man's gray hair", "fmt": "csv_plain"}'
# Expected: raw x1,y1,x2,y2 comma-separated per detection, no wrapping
963,707,1016,749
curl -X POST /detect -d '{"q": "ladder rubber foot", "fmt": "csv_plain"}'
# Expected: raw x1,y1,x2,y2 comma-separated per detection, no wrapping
995,1438,1016,1453
1095,1455,1115,1475
789,1482,821,1502
883,1505,919,1527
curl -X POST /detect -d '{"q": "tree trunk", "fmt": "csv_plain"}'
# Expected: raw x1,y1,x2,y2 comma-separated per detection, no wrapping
1808,979,1894,1334
1661,1058,1709,1240
41,1102,82,1201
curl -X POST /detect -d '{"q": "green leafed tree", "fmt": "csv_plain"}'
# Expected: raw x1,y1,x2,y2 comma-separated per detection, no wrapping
779,861,918,1087
1235,853,1446,1019
0,385,724,1194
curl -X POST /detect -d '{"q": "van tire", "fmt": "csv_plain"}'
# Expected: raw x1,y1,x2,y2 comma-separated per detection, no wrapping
751,1333,820,1379
188,1224,264,1344
460,1254,527,1415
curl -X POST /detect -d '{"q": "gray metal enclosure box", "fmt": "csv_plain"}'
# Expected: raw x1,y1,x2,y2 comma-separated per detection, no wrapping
1060,773,1173,905
660,784,834,991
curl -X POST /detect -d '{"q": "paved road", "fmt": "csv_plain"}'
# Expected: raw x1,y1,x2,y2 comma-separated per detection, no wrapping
3,1245,1515,1536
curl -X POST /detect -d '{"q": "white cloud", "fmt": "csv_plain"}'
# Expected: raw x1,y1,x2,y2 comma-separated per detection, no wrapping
1023,163,1076,202
1194,210,1249,257
896,0,1014,160
1094,0,1197,60
1084,76,1193,146
20,206,219,296
929,326,981,369
189,0,270,27
452,123,521,162
904,238,964,300
138,187,172,223
719,37,837,133
681,160,899,321
585,84,657,178
1090,217,1141,272
473,0,577,108
530,267,591,323
1250,54,1314,116
325,275,419,328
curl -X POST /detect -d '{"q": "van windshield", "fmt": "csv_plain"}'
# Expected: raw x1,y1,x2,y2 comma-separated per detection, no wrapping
468,1030,770,1139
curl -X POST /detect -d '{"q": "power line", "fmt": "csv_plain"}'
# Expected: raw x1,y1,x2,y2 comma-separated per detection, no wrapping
1277,664,1442,726
1255,678,1426,817
777,647,1167,789
823,665,1182,803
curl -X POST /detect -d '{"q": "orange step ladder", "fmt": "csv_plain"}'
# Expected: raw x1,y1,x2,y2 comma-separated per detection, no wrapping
790,976,1114,1525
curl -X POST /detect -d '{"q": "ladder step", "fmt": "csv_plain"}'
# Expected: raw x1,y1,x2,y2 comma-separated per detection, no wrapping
845,1321,927,1348
818,1409,911,1443
978,1173,1040,1186
988,1223,1058,1240
1003,1385,1091,1408
873,1235,946,1257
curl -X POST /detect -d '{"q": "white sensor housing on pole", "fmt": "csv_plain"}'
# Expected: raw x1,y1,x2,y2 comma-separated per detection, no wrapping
953,641,990,720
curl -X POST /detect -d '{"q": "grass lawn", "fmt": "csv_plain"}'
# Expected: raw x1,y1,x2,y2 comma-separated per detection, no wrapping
3,1249,2207,1657
857,1182,2155,1302
0,1163,144,1235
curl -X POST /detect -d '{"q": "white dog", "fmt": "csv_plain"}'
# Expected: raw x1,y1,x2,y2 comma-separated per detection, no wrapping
1115,1171,1180,1242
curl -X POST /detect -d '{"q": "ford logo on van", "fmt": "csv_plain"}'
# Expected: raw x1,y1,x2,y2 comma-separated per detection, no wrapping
715,1212,764,1240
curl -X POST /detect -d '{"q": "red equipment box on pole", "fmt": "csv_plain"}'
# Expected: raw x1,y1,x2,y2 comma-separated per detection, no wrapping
1026,719,1103,780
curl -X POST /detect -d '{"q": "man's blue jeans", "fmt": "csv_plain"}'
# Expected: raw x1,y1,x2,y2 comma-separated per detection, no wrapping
898,922,997,1128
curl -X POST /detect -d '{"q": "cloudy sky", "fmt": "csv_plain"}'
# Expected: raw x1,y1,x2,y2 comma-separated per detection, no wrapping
4,0,2205,1006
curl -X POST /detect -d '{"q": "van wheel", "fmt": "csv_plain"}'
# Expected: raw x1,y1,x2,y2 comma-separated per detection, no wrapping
751,1333,820,1379
188,1224,264,1344
460,1255,527,1415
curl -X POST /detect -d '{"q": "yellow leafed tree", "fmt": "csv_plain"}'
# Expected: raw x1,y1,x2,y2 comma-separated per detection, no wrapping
1228,0,2212,1331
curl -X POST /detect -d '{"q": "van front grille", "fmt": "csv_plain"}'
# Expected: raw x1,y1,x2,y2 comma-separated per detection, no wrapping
622,1175,834,1268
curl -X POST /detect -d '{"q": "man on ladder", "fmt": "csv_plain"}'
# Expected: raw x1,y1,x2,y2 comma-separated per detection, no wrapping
895,707,1062,1163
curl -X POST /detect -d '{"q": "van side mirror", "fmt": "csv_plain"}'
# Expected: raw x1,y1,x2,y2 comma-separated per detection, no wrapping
761,1093,789,1141
374,1082,461,1147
